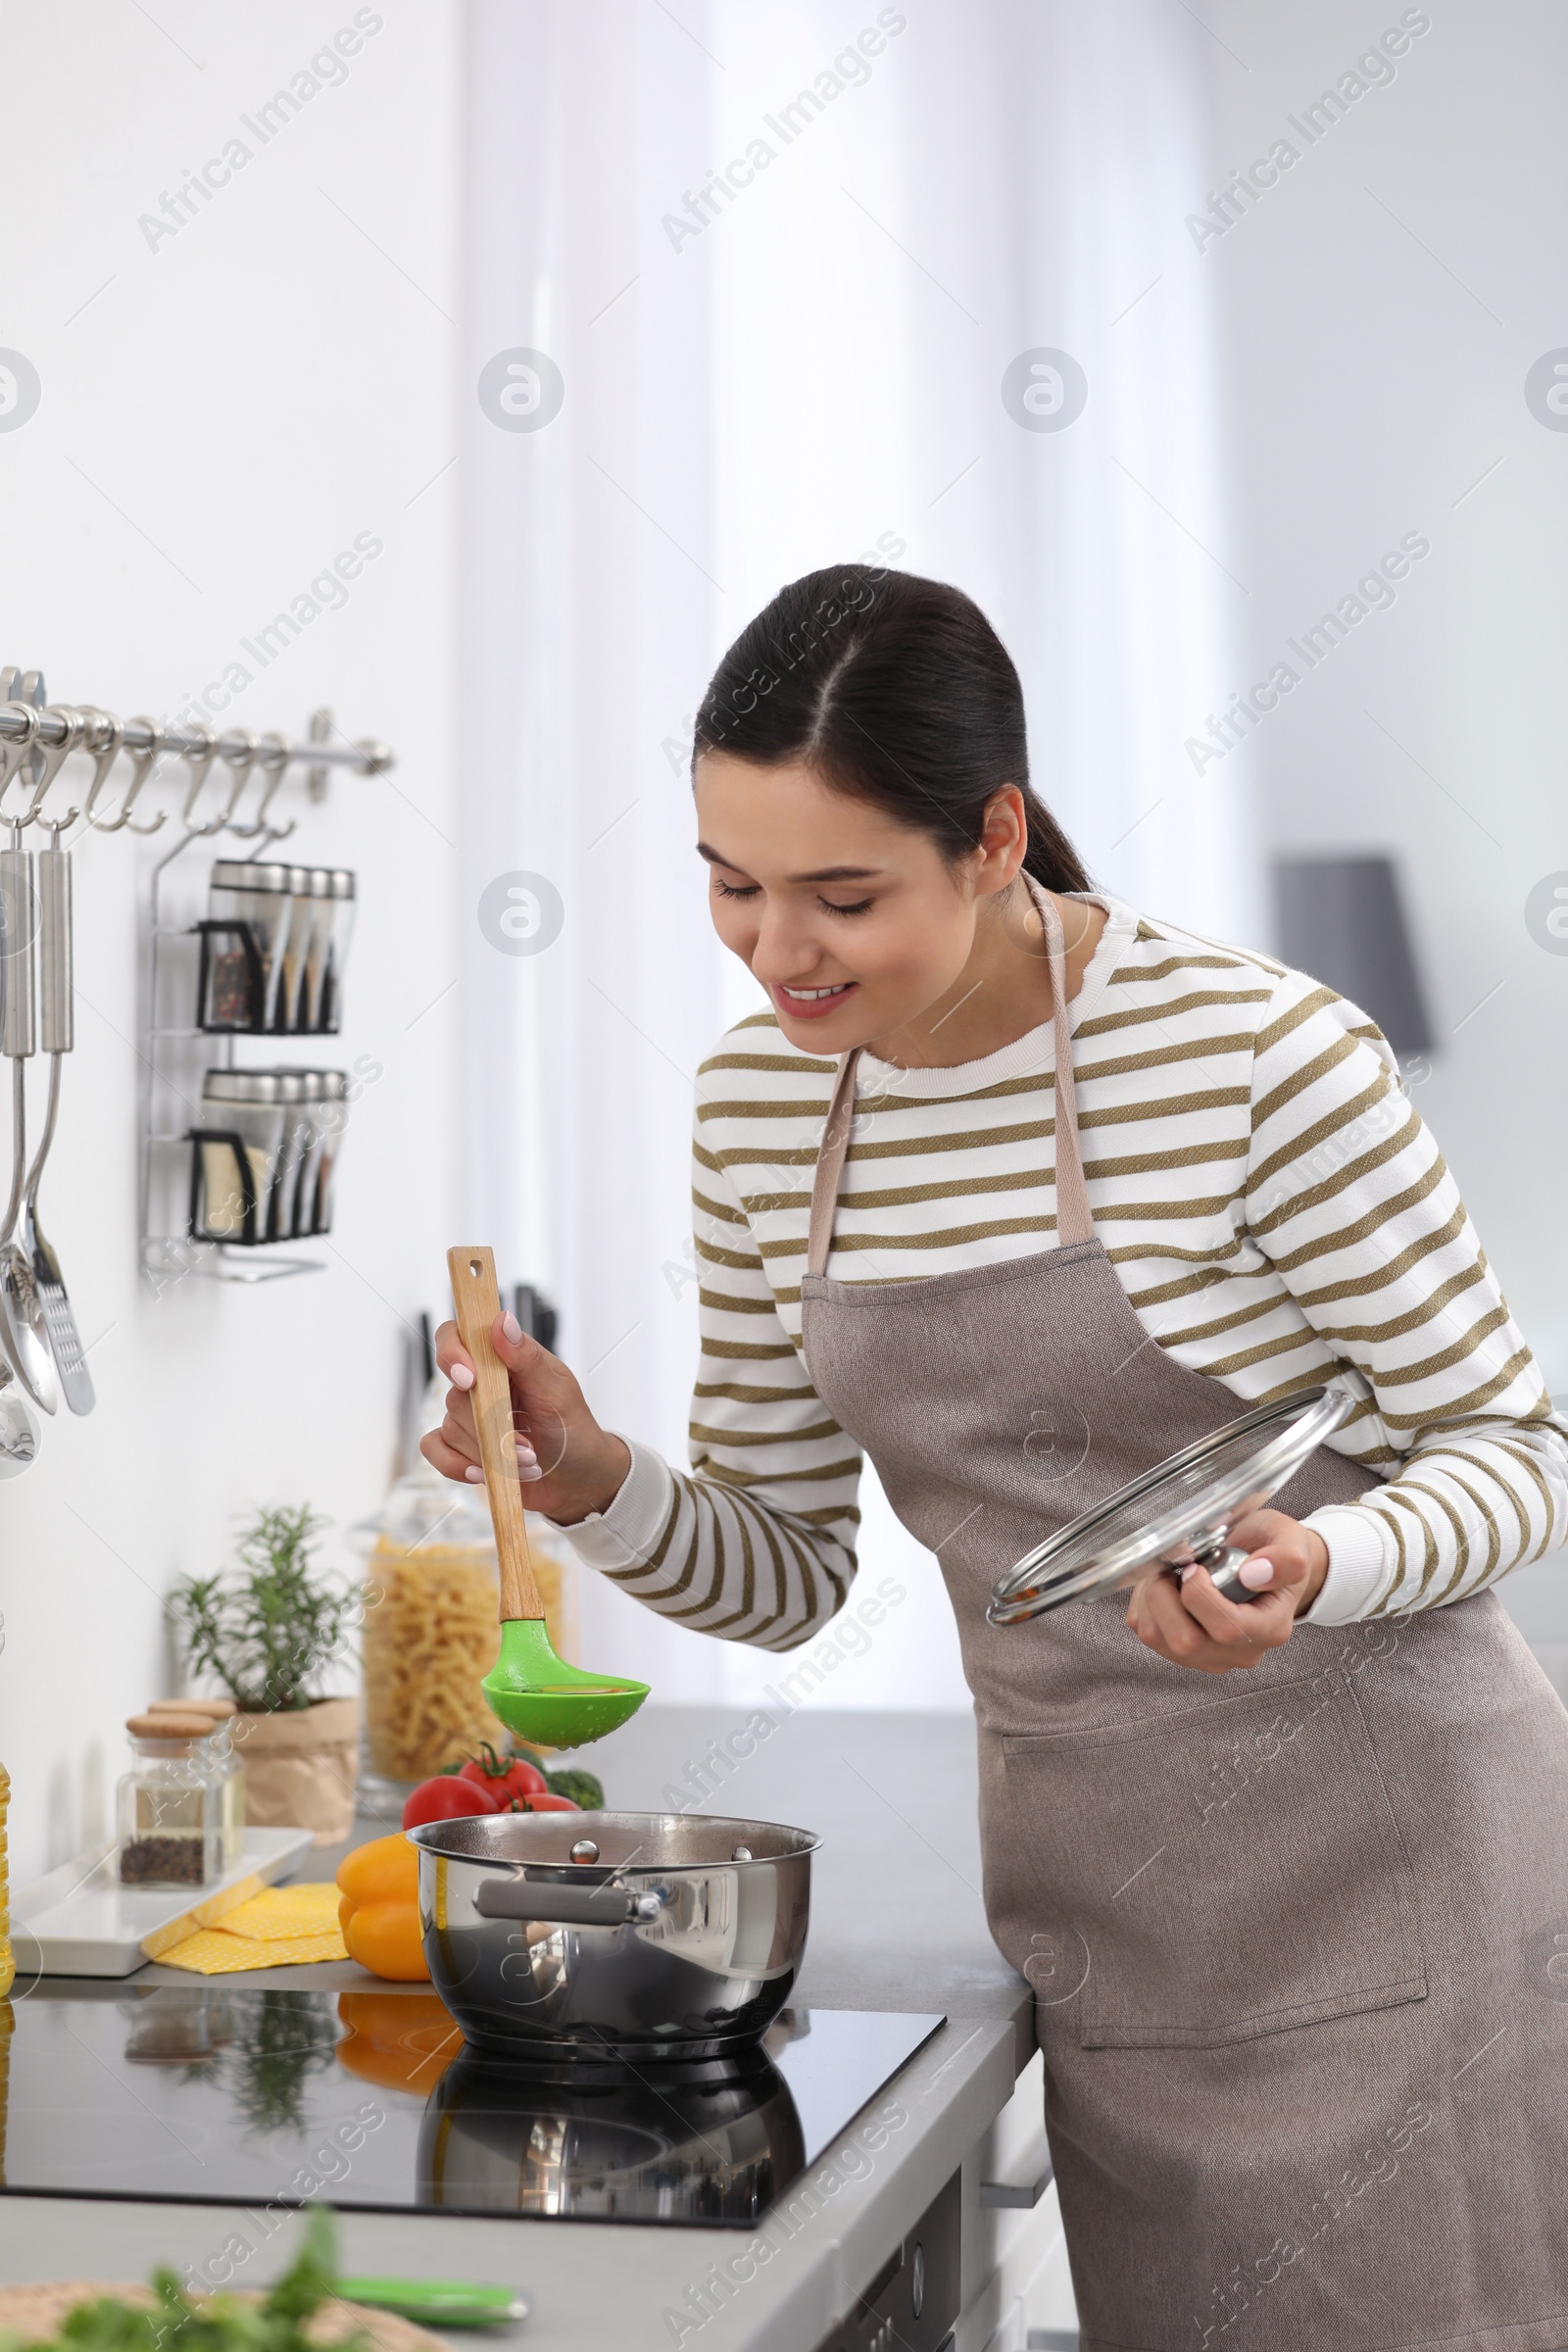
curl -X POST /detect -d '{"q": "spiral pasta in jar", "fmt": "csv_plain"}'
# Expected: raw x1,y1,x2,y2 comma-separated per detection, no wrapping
361,1523,577,1782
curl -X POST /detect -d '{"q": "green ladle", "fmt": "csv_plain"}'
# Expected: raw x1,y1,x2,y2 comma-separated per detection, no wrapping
448,1244,648,1749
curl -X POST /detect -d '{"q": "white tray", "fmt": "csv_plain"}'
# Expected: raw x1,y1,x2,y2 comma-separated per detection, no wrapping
11,1827,316,1978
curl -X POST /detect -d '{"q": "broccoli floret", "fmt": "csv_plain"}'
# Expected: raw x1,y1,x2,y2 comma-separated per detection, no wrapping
545,1767,605,1809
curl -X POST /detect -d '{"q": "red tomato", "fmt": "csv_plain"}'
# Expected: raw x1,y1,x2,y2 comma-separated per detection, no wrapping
506,1791,579,1812
402,1776,501,1830
458,1746,550,1803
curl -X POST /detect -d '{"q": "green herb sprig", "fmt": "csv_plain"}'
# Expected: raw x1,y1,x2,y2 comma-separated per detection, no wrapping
169,1506,351,1714
0,2209,355,2352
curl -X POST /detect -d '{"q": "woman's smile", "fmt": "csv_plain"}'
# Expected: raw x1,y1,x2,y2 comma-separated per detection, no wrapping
772,979,858,1018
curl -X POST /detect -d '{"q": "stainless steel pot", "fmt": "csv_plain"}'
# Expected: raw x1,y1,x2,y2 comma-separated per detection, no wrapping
407,1810,819,2061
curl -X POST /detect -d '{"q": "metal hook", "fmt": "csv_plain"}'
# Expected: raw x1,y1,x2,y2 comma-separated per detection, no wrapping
17,707,86,831
0,704,39,823
244,732,297,848
212,730,262,835
90,715,168,835
76,708,127,828
178,723,223,834
42,705,120,838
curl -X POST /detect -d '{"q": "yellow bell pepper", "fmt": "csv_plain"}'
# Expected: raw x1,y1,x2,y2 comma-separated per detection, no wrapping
334,1833,430,1982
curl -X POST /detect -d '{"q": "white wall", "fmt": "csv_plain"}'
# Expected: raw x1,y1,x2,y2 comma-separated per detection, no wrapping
1192,0,1568,1633
0,1,462,1886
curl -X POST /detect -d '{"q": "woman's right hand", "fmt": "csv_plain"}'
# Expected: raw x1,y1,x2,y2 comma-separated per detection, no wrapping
419,1312,631,1527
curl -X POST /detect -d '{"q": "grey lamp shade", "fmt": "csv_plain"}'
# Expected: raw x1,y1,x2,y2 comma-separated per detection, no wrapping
1272,854,1434,1055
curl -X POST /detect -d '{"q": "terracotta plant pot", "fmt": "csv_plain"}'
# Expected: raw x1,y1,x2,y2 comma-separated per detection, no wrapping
231,1696,360,1847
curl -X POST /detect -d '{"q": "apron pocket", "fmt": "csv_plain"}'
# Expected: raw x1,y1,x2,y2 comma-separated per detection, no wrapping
1000,1676,1427,2051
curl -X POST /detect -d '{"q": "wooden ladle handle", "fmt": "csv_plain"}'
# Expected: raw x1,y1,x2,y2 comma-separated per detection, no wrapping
447,1244,542,1623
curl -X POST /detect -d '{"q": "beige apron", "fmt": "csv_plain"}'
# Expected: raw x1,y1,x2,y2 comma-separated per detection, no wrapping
800,899,1568,2351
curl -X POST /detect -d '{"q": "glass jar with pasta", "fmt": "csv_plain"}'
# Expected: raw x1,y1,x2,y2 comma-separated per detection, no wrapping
355,1454,577,1786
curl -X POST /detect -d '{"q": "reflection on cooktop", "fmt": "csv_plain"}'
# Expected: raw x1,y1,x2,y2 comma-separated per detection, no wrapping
0,1987,942,2229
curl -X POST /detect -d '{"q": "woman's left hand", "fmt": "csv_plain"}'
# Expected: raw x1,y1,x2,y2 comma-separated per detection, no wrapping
1124,1509,1329,1674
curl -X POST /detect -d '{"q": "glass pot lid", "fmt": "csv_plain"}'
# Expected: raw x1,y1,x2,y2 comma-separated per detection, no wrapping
987,1384,1351,1623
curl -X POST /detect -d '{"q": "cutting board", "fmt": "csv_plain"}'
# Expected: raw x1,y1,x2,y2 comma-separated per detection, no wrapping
12,1828,315,1977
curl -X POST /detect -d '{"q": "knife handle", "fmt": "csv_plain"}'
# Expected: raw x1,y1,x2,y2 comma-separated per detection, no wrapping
337,2278,528,2328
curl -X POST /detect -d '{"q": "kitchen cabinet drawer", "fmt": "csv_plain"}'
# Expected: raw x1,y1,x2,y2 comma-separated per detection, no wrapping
811,2169,959,2352
957,2050,1077,2352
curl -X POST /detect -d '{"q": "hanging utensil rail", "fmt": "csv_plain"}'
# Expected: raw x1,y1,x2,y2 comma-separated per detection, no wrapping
0,703,392,790
0,667,396,1320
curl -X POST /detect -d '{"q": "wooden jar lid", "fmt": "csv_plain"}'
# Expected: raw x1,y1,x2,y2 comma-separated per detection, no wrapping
146,1697,237,1719
125,1712,214,1740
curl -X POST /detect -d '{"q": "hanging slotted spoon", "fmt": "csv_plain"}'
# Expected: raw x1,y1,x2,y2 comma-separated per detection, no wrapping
22,820,93,1411
0,686,50,1448
0,815,59,1415
0,691,49,1458
448,1244,648,1748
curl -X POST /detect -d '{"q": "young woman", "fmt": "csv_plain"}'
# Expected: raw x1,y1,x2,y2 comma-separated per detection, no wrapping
426,567,1568,2350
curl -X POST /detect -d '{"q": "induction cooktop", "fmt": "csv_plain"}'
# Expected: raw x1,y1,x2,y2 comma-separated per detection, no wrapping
0,1988,942,2230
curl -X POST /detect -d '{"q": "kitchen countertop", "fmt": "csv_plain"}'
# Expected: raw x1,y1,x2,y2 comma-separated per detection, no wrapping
3,1706,1035,2352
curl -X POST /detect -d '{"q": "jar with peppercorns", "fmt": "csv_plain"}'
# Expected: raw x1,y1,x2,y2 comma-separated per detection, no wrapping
144,1699,244,1871
117,1714,221,1888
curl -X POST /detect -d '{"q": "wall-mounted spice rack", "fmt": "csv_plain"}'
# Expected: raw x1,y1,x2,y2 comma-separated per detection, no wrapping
0,670,393,1294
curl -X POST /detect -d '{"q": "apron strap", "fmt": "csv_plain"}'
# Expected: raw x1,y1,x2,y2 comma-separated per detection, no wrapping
804,891,1094,1279
1041,891,1094,1248
807,1047,860,1280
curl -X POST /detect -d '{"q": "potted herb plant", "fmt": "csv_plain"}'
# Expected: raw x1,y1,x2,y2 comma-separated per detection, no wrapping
169,1505,360,1844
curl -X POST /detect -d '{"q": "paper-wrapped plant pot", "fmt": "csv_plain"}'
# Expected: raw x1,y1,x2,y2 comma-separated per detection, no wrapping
231,1695,360,1845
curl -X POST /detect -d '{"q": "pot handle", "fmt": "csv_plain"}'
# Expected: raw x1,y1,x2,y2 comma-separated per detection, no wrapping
474,1877,668,1928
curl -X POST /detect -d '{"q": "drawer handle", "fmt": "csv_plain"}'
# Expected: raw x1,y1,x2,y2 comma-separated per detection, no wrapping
978,2159,1053,2210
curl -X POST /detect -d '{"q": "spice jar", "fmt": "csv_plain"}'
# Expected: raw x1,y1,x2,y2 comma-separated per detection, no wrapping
145,1700,244,1872
117,1714,220,1887
263,1070,314,1242
197,918,263,1033
196,1070,287,1242
208,862,294,1032
316,870,357,1033
355,1386,578,1785
287,1071,327,1237
311,1070,350,1234
276,865,316,1033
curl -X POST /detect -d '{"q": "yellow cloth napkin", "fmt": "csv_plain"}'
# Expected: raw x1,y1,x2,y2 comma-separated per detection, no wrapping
161,1882,348,1974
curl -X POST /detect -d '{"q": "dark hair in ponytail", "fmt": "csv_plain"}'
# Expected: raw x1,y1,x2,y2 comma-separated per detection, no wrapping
693,565,1091,894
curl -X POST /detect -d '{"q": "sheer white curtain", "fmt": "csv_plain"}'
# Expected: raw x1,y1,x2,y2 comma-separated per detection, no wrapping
457,0,1250,1710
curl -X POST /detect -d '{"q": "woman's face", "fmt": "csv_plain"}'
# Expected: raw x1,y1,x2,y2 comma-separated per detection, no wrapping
694,751,1022,1054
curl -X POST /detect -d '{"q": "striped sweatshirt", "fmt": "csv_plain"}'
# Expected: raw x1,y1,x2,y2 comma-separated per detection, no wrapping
564,892,1568,1642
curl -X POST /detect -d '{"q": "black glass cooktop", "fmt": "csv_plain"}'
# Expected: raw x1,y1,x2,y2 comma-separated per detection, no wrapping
0,1989,941,2229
